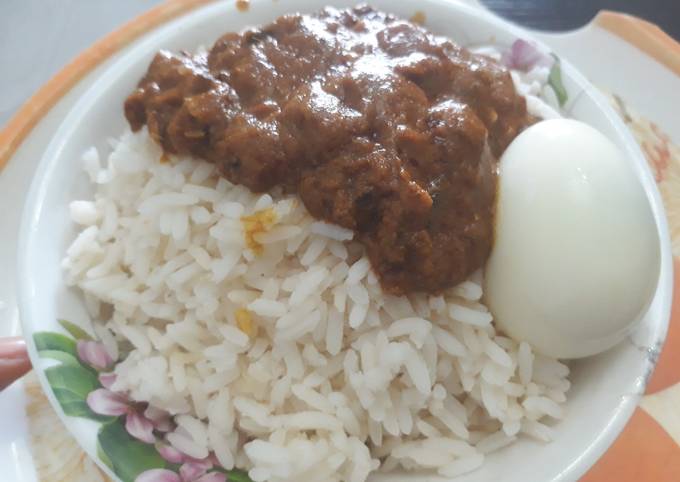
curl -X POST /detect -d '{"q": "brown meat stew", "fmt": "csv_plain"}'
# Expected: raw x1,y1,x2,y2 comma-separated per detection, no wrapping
124,5,531,294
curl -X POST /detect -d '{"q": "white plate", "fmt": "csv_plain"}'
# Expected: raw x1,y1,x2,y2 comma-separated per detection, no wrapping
2,1,678,481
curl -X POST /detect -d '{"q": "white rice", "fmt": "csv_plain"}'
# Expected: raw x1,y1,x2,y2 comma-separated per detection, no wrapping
63,54,569,481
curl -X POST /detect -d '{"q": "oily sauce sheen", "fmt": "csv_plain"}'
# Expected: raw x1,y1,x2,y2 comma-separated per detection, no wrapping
125,5,531,294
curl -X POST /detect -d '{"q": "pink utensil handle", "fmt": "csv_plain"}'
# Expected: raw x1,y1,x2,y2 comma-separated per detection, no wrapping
0,337,31,390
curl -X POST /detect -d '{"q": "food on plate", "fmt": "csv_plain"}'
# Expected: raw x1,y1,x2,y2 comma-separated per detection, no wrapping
59,5,656,482
67,128,570,482
485,119,660,358
124,4,533,294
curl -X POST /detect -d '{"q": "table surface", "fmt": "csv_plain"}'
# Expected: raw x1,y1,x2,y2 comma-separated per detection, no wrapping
1,0,678,128
0,0,162,126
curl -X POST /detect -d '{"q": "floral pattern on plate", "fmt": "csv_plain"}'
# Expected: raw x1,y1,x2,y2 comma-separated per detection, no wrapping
33,320,251,482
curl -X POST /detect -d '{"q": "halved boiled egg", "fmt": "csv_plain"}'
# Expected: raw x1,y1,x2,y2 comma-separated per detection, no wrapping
485,119,660,359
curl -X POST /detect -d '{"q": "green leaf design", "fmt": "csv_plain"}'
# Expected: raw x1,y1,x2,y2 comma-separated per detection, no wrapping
548,54,568,107
35,325,253,481
98,421,166,482
45,364,99,400
228,469,254,482
52,387,114,422
34,332,77,357
44,364,115,422
211,466,253,482
58,319,94,341
34,331,99,375
36,349,80,366
97,439,115,471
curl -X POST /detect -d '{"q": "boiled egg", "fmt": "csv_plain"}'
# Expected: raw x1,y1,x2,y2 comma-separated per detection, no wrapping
485,119,660,359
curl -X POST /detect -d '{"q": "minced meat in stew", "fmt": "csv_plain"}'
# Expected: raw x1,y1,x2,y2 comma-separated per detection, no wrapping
124,5,531,294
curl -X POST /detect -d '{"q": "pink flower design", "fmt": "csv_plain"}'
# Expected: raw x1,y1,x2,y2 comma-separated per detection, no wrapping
125,410,156,444
86,388,168,444
180,458,214,481
99,372,117,389
501,39,553,72
135,451,227,482
86,389,128,416
135,469,181,482
145,405,173,432
77,340,113,370
76,336,227,482
157,442,185,464
194,473,227,482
